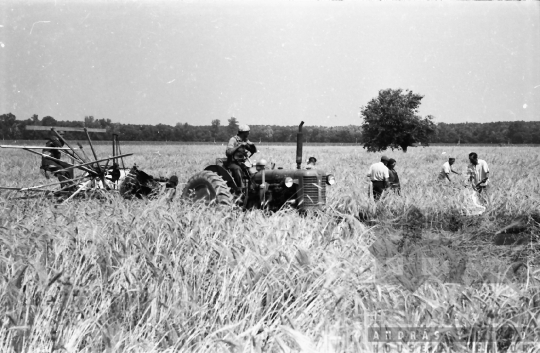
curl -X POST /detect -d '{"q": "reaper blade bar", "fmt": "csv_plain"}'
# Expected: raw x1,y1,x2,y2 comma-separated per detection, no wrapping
0,145,80,150
22,149,99,176
0,175,91,192
25,126,107,133
54,153,133,173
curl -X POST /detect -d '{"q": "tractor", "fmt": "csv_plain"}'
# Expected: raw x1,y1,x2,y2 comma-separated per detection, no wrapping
181,121,336,211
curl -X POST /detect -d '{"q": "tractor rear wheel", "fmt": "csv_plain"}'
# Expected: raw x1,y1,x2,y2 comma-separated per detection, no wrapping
181,170,234,206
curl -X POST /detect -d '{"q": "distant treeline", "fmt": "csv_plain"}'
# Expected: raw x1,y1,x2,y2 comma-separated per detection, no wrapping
435,121,540,144
1,113,539,144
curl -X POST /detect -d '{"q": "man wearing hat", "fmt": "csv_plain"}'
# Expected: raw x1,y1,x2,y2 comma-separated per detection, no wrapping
306,157,317,169
366,155,390,201
438,157,461,182
226,124,257,193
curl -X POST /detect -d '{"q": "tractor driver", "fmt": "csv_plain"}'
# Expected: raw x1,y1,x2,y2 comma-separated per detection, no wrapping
40,132,72,190
226,124,257,194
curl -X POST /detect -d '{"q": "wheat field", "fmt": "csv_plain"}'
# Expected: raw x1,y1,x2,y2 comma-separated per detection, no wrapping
0,143,539,352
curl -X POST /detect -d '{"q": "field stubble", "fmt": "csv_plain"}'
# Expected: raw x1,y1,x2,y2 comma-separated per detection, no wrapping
0,144,539,352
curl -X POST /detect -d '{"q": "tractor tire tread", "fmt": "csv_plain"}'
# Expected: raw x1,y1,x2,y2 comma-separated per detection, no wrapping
181,170,234,206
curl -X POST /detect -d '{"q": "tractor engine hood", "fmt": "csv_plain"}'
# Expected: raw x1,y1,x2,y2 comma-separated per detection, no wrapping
252,168,327,184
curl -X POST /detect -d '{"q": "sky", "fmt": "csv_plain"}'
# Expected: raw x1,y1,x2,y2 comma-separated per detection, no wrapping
1,0,539,127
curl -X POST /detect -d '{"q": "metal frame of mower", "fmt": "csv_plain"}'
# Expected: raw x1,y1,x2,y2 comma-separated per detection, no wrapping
0,125,133,204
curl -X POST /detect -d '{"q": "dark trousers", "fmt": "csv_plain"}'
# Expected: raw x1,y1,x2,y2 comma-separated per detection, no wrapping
390,184,401,196
42,166,72,190
228,162,244,189
372,181,386,201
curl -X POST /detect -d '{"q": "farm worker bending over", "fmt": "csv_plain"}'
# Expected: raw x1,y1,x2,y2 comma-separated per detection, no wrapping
439,157,461,182
226,124,257,194
467,152,489,193
40,133,72,190
387,158,401,195
367,155,390,201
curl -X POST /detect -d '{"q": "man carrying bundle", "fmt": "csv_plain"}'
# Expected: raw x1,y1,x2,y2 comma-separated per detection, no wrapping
467,152,489,193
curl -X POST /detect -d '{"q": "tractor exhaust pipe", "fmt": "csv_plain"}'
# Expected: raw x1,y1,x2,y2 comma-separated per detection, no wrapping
296,121,304,169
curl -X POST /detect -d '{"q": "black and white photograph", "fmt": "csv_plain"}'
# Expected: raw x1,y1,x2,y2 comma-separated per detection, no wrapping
0,0,539,352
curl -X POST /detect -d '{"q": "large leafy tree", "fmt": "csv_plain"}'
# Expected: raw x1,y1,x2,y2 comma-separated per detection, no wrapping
360,88,436,152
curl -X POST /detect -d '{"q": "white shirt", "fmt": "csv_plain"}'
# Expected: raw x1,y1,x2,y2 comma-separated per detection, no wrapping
468,159,489,185
367,162,389,182
439,161,452,180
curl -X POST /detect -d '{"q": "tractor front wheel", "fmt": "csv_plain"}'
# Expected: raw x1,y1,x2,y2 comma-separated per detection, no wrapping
181,170,234,206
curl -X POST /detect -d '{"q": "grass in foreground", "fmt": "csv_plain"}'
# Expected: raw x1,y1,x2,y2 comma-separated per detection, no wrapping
0,145,539,352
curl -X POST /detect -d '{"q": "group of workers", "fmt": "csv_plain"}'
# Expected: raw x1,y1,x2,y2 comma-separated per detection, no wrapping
366,156,401,200
367,152,490,201
226,125,493,203
41,124,491,203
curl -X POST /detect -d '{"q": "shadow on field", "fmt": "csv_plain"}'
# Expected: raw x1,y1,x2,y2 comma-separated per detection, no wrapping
356,205,540,292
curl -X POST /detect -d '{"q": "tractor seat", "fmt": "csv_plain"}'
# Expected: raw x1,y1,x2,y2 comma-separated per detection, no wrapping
215,158,229,167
